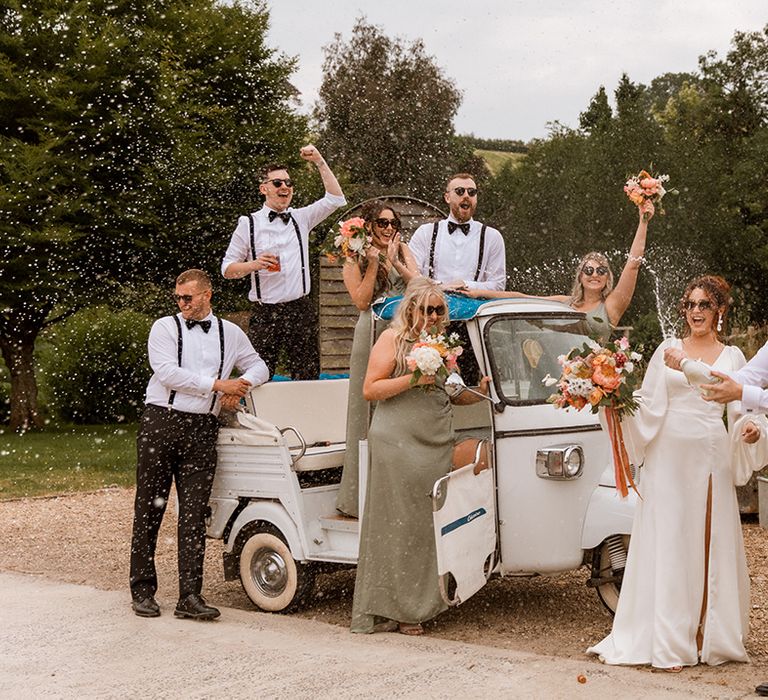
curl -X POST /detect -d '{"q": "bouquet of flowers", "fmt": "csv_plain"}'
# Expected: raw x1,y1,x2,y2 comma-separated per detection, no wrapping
623,169,678,220
406,331,463,386
544,336,643,498
322,217,369,262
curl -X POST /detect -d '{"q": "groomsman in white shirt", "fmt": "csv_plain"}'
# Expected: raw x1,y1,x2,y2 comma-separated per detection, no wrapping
129,269,268,620
408,173,506,292
222,145,346,379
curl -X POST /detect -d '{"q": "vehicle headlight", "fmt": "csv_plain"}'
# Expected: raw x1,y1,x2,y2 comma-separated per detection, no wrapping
563,446,584,478
536,445,584,480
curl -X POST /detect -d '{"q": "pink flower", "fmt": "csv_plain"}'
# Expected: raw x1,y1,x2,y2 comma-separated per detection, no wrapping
339,217,365,238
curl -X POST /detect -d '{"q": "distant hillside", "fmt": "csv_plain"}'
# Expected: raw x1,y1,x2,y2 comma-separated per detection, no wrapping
474,149,527,176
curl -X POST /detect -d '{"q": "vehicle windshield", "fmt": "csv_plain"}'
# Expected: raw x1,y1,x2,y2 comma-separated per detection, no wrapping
484,314,592,405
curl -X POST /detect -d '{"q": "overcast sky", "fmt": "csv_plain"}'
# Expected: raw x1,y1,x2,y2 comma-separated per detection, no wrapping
264,1,766,142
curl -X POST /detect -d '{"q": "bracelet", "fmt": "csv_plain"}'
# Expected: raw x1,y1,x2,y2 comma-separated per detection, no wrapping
627,255,645,265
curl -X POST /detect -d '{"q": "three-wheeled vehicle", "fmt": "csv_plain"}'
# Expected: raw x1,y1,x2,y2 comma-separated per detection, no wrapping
206,297,638,614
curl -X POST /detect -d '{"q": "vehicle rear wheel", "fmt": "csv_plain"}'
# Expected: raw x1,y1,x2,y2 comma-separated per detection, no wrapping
238,526,314,613
593,534,630,615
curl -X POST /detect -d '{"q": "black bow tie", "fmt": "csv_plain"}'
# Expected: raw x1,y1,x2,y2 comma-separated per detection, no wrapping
268,210,292,224
448,221,471,235
185,318,211,333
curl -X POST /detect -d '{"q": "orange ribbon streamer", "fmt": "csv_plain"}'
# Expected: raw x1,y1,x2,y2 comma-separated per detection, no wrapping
604,407,640,499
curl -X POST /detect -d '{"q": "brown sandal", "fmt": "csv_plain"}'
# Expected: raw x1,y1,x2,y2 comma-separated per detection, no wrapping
663,666,683,673
398,622,424,636
373,620,398,633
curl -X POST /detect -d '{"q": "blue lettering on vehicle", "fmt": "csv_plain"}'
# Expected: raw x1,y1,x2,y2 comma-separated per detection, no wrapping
441,508,487,536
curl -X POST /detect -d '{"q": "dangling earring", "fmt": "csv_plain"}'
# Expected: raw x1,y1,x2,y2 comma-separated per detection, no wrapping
717,313,723,333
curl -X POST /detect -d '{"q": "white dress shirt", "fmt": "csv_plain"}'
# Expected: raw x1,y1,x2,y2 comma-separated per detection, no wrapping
408,217,506,291
730,341,768,413
222,192,346,304
144,312,269,415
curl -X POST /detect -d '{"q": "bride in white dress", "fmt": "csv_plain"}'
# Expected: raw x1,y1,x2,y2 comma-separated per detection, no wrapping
588,275,759,670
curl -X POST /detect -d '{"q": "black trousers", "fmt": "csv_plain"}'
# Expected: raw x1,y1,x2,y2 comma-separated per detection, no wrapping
129,405,218,601
248,295,318,380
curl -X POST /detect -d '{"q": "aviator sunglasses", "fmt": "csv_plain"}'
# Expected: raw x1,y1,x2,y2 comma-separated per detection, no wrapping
683,300,713,311
374,217,400,230
425,305,446,316
450,186,478,197
263,178,294,188
582,265,609,277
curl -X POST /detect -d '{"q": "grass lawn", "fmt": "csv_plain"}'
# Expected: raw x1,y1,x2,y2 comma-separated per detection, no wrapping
0,424,136,500
474,149,527,176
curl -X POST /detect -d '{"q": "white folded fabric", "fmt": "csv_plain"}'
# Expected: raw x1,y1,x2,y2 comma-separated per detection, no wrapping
730,413,768,486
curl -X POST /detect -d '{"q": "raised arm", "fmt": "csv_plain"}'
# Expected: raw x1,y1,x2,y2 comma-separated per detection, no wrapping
300,144,343,197
389,238,421,285
604,201,653,324
343,249,382,311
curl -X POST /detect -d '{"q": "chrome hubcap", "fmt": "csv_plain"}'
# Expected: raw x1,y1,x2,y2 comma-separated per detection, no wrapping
250,547,288,597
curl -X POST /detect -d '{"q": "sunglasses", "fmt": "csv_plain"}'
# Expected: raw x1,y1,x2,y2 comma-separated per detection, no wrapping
263,178,294,188
449,187,478,197
582,265,609,277
425,305,446,316
374,218,400,230
173,292,205,303
684,300,713,311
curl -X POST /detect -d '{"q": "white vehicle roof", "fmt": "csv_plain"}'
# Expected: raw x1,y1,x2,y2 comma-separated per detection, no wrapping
472,298,585,319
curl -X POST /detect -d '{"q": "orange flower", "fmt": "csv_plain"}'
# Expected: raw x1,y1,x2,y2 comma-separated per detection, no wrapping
593,364,621,391
588,387,604,406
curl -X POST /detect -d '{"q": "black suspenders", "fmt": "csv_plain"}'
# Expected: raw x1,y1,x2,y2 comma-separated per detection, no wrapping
168,315,184,407
248,213,307,300
248,215,261,300
428,220,487,282
167,316,225,412
475,224,487,282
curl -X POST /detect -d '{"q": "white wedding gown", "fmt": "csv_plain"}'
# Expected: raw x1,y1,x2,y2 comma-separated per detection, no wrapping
588,339,750,668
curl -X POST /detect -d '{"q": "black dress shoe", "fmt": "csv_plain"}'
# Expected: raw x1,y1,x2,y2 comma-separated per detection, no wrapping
756,683,768,697
174,593,220,620
132,596,160,618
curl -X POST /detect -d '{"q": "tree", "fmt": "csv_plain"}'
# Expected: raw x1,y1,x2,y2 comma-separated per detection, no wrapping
579,86,612,134
484,25,768,346
0,0,307,429
313,17,473,202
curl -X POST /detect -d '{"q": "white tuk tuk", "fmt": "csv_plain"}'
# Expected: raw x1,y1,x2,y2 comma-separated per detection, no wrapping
206,297,637,614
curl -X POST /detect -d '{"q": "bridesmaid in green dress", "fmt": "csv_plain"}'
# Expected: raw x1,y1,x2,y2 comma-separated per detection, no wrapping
461,201,654,341
335,202,419,518
351,278,490,636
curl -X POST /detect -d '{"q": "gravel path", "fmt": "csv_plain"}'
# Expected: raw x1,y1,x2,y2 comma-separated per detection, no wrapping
2,487,767,695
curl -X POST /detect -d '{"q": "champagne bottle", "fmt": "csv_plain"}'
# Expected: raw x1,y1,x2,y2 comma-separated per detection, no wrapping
680,358,721,395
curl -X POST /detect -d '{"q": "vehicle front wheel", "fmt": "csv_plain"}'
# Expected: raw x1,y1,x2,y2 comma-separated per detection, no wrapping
592,534,630,615
238,526,314,613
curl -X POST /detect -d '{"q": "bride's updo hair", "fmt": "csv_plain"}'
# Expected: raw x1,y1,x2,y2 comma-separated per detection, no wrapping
679,275,732,338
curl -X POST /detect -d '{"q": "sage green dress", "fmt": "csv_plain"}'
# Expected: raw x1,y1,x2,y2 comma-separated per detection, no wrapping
350,371,453,632
336,266,405,518
583,301,612,342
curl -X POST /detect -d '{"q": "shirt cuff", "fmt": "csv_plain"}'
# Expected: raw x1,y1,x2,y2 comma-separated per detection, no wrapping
741,384,762,413
200,376,216,395
324,192,347,206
